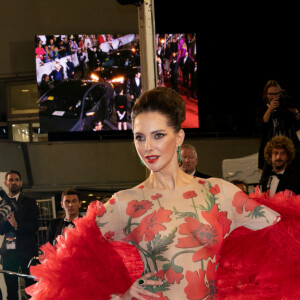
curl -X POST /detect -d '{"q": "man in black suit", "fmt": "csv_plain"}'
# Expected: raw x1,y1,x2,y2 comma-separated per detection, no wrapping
169,53,179,92
260,135,300,195
129,71,142,108
180,144,211,178
47,188,82,246
0,170,39,300
180,51,192,87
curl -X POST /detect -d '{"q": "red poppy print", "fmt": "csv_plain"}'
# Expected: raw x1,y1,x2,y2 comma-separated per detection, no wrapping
109,198,116,205
123,208,172,244
151,193,163,200
232,190,260,214
209,184,220,195
183,191,197,199
184,261,217,300
165,265,184,284
138,185,145,189
176,204,231,261
104,231,114,241
141,291,169,300
126,200,153,218
88,201,106,217
198,179,206,185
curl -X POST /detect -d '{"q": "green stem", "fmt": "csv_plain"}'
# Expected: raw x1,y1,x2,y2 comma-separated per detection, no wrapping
170,250,196,264
158,199,161,208
191,197,199,221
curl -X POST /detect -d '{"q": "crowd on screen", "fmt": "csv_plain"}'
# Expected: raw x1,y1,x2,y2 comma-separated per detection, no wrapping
156,33,197,98
34,34,125,64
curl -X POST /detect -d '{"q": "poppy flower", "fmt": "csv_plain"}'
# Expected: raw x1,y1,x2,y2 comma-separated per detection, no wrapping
165,265,184,284
198,180,206,185
126,200,153,218
209,184,220,195
184,260,217,300
176,204,231,261
104,231,114,241
183,191,197,199
151,193,163,200
109,198,116,205
232,190,260,214
123,208,172,244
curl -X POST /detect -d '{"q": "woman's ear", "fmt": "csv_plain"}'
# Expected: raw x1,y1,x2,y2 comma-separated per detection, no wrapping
177,129,185,146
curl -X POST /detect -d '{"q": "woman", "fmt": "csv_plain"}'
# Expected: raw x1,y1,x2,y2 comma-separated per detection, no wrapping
114,84,128,130
96,87,278,299
27,87,278,299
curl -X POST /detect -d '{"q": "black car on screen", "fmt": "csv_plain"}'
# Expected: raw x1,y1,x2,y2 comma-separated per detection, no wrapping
38,79,114,132
92,48,140,90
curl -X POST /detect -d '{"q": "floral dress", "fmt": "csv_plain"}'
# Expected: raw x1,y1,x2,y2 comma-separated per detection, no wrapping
98,177,279,300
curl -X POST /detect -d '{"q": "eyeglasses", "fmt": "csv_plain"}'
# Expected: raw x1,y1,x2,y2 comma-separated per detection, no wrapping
267,92,280,96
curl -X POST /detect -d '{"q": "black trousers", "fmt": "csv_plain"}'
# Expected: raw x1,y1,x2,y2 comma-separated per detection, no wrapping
2,251,34,300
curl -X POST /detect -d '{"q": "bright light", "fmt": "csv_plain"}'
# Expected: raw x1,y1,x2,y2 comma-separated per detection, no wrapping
160,39,165,45
131,47,136,53
112,76,124,84
86,112,95,117
90,73,99,81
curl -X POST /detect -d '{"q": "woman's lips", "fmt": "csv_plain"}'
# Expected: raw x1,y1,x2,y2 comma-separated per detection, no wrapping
145,156,159,163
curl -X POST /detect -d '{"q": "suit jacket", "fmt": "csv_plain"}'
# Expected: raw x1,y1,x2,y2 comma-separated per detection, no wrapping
194,170,211,179
130,78,142,100
47,215,82,246
0,193,39,257
260,166,300,195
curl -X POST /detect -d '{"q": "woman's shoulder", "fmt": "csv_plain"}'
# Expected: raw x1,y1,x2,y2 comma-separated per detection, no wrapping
113,183,146,199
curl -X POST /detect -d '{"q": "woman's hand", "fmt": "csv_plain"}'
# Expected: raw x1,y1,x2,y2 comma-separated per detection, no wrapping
117,271,163,300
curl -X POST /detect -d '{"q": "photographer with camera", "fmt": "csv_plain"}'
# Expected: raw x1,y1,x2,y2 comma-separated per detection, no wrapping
0,170,39,299
257,80,300,175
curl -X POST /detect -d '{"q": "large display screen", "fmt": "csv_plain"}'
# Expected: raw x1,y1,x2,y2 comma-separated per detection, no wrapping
34,33,199,138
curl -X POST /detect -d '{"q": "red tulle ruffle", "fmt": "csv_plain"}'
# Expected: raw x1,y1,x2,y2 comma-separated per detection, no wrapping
26,201,143,300
217,189,300,299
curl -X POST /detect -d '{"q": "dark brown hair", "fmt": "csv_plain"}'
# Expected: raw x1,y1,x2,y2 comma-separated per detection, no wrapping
131,87,186,133
264,135,295,165
61,188,80,201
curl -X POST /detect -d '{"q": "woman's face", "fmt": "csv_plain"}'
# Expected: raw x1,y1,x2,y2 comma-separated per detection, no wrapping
133,111,184,173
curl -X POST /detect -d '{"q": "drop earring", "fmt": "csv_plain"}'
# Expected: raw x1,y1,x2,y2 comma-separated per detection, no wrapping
177,146,182,164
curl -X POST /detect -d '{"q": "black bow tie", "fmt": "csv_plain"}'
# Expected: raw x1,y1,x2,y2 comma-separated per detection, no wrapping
64,220,75,227
271,172,283,180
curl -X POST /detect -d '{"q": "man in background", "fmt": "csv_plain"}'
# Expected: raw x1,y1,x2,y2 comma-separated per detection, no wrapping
180,144,211,179
0,170,39,300
47,188,82,246
260,135,300,195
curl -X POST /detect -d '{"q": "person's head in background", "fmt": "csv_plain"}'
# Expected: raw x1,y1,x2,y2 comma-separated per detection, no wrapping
180,144,198,175
262,80,282,106
264,135,295,173
61,188,81,221
230,179,249,194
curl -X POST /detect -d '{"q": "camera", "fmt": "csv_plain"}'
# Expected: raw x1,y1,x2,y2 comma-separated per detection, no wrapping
278,90,297,110
0,187,17,222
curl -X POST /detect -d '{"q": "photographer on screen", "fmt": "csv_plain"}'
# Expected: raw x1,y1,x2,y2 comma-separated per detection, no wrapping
257,80,300,171
0,170,39,299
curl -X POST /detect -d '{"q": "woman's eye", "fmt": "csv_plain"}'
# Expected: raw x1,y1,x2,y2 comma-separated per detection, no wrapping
135,135,145,141
155,133,165,139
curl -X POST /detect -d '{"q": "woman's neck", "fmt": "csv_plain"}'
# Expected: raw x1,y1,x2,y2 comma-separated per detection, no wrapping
146,167,193,190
